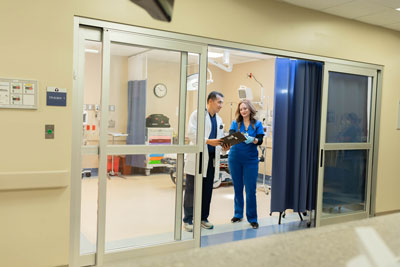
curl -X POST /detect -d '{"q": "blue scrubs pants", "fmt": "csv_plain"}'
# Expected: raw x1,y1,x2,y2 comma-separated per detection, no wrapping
228,157,259,223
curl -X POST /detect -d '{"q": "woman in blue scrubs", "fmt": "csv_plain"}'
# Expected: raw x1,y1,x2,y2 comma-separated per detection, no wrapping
228,99,264,229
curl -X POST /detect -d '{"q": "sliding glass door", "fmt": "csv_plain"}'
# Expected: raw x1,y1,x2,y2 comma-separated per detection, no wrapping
316,63,377,226
72,25,208,266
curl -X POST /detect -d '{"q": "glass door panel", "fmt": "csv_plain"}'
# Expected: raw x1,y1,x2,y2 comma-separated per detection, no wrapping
80,154,98,255
322,150,368,216
97,31,207,259
104,153,197,251
317,64,377,226
325,72,372,143
83,40,102,148
80,39,102,256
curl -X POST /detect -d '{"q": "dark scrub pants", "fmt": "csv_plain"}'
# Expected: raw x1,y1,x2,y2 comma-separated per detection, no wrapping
183,113,217,224
183,154,215,223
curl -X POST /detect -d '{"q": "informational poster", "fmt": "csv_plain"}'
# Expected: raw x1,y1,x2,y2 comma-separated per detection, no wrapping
0,78,38,109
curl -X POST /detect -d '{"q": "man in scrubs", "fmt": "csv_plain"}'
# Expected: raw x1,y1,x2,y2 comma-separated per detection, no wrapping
183,91,228,232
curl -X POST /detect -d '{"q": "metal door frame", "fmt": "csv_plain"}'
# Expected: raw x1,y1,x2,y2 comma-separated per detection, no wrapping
71,20,208,267
316,63,378,227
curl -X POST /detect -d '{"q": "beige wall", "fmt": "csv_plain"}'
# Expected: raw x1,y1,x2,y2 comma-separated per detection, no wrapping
147,57,181,133
0,1,74,266
1,0,400,266
110,56,129,137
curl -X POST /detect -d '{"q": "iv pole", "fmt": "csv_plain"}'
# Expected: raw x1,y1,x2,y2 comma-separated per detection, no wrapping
247,73,271,195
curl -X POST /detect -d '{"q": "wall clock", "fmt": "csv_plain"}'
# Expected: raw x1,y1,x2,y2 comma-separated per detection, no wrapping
153,83,167,98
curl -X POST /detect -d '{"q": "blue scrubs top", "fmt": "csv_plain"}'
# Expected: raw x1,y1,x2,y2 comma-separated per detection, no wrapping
229,120,264,162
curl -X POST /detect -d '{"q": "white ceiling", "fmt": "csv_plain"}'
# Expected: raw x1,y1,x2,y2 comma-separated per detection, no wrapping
208,47,274,65
85,41,274,65
276,0,400,31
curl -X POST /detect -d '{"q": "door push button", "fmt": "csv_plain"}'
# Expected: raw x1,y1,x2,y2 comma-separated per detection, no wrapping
45,124,55,139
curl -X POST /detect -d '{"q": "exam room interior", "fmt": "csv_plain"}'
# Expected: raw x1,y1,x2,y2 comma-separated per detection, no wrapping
80,41,306,254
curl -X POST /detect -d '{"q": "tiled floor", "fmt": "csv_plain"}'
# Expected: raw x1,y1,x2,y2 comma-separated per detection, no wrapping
80,174,309,254
201,217,310,247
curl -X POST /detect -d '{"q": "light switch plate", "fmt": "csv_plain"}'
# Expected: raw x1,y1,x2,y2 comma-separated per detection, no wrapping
108,119,115,128
45,124,55,139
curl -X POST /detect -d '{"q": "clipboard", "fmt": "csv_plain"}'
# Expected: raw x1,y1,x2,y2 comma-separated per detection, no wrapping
221,132,246,145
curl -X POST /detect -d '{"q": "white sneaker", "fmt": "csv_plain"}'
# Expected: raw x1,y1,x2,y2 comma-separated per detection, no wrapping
201,220,214,229
184,223,193,232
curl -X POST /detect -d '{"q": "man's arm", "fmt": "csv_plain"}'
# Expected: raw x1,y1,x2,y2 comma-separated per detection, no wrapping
206,139,222,146
188,110,221,146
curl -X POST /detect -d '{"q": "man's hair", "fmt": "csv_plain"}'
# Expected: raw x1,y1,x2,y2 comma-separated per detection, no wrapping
207,91,224,102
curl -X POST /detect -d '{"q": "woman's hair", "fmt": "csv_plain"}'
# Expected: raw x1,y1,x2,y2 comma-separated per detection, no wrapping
235,99,257,131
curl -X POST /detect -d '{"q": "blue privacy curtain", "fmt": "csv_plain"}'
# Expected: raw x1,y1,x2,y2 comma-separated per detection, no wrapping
270,58,322,213
126,80,147,167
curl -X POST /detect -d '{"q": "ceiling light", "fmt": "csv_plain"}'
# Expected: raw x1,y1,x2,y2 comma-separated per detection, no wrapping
208,52,223,58
85,49,99,54
396,8,400,11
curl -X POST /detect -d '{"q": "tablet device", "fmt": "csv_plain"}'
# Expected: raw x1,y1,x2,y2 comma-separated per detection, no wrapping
221,132,246,145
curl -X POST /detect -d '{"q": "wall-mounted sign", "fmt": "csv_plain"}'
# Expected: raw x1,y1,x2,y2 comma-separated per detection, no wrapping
0,78,38,109
47,87,67,106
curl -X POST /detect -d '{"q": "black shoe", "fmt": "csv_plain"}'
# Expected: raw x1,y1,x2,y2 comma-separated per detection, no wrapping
231,217,242,223
250,222,259,229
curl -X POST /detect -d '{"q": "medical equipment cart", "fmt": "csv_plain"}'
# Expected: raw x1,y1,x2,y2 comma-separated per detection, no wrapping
144,127,174,175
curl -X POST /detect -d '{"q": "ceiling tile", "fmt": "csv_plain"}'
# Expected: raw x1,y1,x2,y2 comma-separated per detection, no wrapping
276,0,400,31
356,9,400,25
281,0,353,11
367,0,400,9
323,1,388,19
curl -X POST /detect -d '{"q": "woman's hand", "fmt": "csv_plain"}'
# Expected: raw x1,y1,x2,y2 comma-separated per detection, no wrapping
245,136,255,144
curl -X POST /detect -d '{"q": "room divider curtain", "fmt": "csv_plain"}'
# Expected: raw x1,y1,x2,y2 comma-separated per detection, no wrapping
270,58,322,213
126,80,147,167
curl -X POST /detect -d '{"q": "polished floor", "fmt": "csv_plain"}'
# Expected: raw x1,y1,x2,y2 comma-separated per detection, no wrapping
80,173,308,254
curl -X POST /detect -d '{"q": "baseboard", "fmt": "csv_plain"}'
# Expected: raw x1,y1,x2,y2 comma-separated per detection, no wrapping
375,210,400,216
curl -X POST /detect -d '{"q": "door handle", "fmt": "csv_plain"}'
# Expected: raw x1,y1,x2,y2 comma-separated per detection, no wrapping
198,152,203,175
320,149,324,167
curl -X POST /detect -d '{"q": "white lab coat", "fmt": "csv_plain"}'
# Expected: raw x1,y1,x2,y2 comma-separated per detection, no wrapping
184,110,225,177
